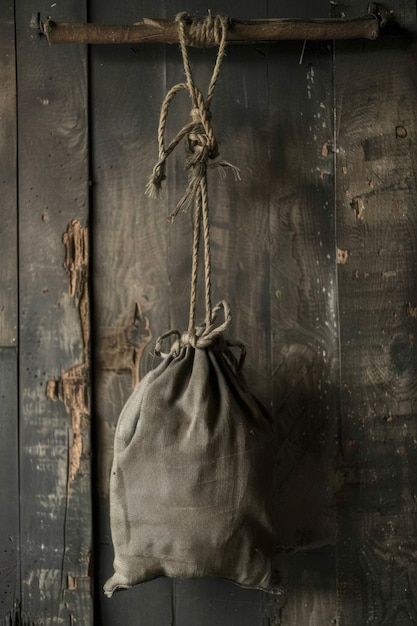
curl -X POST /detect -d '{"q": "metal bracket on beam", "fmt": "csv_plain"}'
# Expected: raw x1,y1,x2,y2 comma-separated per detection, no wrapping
31,5,393,46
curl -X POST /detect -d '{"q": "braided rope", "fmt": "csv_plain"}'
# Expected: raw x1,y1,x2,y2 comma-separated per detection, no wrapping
188,189,201,334
199,176,212,327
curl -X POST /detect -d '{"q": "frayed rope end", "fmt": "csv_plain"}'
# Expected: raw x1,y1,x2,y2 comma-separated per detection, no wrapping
145,178,163,199
145,164,167,199
211,160,241,182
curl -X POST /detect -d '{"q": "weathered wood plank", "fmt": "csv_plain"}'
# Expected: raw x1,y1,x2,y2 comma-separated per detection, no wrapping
0,6,19,622
89,0,175,622
96,579,173,626
272,546,336,624
15,0,92,623
334,1,417,622
267,1,338,624
269,38,338,542
0,8,17,347
331,0,416,30
0,349,19,623
173,579,265,626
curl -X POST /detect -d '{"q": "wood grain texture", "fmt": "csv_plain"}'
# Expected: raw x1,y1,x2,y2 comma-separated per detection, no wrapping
267,2,339,625
0,6,19,622
172,579,265,626
268,35,338,544
271,546,336,624
43,15,381,45
15,0,92,623
334,1,417,622
89,1,174,622
0,349,19,622
0,8,17,346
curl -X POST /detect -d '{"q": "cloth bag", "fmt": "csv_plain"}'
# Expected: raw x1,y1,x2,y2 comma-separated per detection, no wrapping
104,303,277,596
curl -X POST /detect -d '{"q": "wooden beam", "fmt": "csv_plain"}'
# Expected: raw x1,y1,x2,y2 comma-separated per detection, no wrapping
36,14,387,46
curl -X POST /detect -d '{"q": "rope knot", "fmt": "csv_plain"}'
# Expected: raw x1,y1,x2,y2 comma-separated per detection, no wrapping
188,106,218,159
176,11,230,48
193,300,232,347
145,12,233,213
155,301,232,356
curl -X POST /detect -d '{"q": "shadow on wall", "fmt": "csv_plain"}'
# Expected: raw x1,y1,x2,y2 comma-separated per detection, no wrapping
271,341,340,550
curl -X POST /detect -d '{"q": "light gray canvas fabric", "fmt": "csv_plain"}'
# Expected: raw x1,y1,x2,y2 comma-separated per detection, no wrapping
104,336,278,596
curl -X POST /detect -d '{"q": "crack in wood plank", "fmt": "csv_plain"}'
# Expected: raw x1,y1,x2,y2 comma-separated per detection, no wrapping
2,604,36,626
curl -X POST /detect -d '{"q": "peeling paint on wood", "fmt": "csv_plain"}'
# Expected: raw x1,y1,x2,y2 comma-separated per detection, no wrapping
16,0,92,614
46,220,90,484
407,303,417,319
46,361,89,483
337,248,349,264
63,220,90,364
350,196,365,221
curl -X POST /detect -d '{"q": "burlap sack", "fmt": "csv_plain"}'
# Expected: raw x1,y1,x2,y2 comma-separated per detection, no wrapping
104,307,278,596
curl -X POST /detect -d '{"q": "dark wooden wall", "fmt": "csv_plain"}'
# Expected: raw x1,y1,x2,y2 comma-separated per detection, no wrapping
1,0,417,624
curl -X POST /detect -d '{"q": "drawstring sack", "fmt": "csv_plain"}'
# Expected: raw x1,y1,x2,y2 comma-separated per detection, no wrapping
104,12,279,597
104,303,277,596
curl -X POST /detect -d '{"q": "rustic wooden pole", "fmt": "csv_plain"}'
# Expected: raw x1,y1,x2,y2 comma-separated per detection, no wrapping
36,14,386,46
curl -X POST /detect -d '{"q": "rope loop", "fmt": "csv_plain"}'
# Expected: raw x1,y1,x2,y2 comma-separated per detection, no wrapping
183,300,231,349
154,329,181,359
191,300,232,347
146,12,239,336
145,12,230,204
155,301,232,357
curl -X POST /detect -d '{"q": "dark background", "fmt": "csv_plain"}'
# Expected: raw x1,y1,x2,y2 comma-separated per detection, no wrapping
1,0,417,624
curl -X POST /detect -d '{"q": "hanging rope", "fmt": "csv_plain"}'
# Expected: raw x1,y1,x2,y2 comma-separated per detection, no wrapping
145,11,240,215
146,11,240,342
